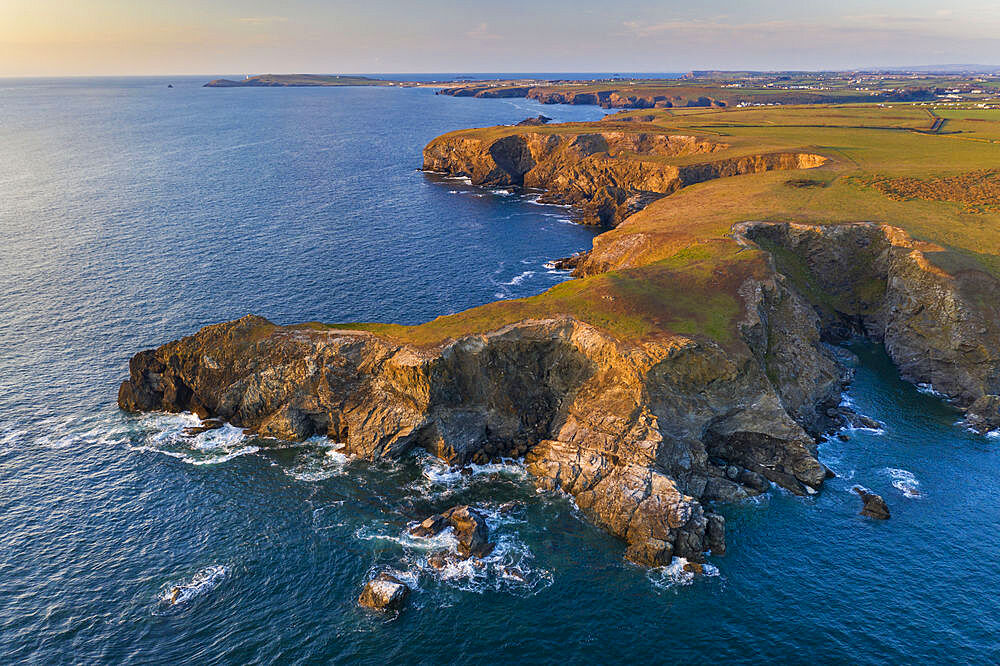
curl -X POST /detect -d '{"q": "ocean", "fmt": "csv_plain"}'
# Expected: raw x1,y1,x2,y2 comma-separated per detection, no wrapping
1,76,998,664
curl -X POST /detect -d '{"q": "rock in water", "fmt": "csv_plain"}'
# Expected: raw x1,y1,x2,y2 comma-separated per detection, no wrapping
705,512,726,555
441,505,493,558
682,561,704,574
358,573,410,612
853,486,891,519
408,514,448,538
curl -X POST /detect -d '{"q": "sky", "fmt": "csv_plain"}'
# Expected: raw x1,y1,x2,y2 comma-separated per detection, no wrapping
2,0,999,77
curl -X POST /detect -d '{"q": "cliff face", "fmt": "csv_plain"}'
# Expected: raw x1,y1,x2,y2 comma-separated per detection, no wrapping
423,130,825,225
736,222,1000,430
435,84,881,109
118,218,1000,563
119,258,845,565
526,89,721,109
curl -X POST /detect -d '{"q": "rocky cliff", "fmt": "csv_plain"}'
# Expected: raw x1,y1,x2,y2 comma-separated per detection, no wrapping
117,214,1000,564
423,129,825,225
435,84,879,109
119,252,848,567
119,103,1000,569
735,222,1000,431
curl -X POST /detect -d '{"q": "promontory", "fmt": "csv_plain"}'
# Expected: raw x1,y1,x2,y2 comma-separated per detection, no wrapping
118,99,1000,566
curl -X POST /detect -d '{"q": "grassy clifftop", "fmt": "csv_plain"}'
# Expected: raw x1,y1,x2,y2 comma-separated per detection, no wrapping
327,103,1000,350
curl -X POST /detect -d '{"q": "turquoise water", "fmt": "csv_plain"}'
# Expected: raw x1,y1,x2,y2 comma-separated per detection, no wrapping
1,78,998,664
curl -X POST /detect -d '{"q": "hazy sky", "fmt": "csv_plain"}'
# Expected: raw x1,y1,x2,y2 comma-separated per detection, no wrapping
2,0,999,76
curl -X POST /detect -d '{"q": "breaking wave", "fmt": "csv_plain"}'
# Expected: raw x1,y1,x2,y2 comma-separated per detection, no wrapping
126,412,259,466
157,565,230,609
916,383,947,398
646,557,720,591
284,439,350,481
883,467,923,498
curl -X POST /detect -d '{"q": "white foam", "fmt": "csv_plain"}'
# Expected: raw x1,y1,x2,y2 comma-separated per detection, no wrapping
843,424,886,436
503,270,535,286
416,532,553,595
646,557,720,591
916,382,947,398
0,427,28,446
524,195,573,208
127,412,259,466
160,565,229,606
884,467,923,498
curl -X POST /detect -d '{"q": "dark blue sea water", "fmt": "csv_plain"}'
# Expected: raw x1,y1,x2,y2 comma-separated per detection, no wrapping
1,77,998,664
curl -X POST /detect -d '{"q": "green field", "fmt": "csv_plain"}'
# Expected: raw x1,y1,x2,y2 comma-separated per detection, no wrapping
322,102,1000,349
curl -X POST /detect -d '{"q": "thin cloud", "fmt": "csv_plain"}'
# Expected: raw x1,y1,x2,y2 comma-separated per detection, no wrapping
237,17,289,25
621,12,997,41
467,22,501,40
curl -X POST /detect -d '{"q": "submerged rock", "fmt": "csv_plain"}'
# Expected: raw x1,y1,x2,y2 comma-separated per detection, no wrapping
182,418,225,436
358,572,410,612
853,486,891,519
828,407,883,431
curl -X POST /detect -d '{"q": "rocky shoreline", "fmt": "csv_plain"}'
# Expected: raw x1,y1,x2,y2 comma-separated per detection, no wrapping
423,129,825,226
118,118,1000,571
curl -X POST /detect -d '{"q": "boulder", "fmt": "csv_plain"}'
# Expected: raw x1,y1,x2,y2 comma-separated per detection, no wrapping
427,552,454,570
705,512,726,555
408,514,448,538
358,572,410,612
853,486,891,519
442,505,493,558
682,561,704,574
411,505,495,559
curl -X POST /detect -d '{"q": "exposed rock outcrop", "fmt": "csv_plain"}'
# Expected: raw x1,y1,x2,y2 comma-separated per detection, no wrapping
516,115,552,126
854,487,891,519
409,505,494,558
358,572,410,612
736,222,1000,428
424,130,825,226
119,217,1000,565
119,258,845,566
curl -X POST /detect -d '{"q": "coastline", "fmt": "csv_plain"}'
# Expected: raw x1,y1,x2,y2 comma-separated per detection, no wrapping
117,95,1000,575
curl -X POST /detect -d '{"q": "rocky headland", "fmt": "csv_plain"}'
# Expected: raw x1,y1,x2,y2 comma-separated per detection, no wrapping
434,81,923,109
119,104,1000,568
204,74,397,88
423,127,825,225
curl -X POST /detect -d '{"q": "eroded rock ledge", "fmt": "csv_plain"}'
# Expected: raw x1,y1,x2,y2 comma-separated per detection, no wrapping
423,130,825,226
